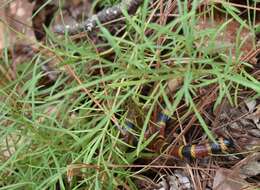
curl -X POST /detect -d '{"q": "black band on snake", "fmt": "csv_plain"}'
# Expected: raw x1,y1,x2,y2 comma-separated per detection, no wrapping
166,138,234,159
123,109,234,159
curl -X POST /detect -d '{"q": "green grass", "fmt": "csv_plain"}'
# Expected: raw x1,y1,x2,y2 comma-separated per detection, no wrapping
1,0,260,189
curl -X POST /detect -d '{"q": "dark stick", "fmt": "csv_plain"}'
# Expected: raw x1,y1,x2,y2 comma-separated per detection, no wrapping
54,0,145,35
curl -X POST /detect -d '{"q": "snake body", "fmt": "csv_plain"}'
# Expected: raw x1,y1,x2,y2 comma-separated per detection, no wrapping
53,0,235,159
126,110,234,159
54,0,144,35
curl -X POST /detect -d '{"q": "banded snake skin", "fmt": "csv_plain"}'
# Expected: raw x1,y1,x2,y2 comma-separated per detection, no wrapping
124,109,234,159
54,0,145,35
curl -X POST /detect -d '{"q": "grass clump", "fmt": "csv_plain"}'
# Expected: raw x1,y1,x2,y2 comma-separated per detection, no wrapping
0,0,260,189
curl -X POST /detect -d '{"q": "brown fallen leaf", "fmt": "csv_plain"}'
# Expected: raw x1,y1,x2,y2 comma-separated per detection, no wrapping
213,168,249,190
167,77,183,93
0,0,37,80
233,152,260,179
1,0,36,49
0,8,8,50
246,104,260,130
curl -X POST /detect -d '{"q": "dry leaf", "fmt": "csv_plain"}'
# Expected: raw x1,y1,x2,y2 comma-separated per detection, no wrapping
234,152,260,179
167,77,183,93
153,171,192,190
0,8,8,50
0,0,35,49
213,168,248,190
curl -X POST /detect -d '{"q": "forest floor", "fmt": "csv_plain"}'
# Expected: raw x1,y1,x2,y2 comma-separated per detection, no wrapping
0,0,260,189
